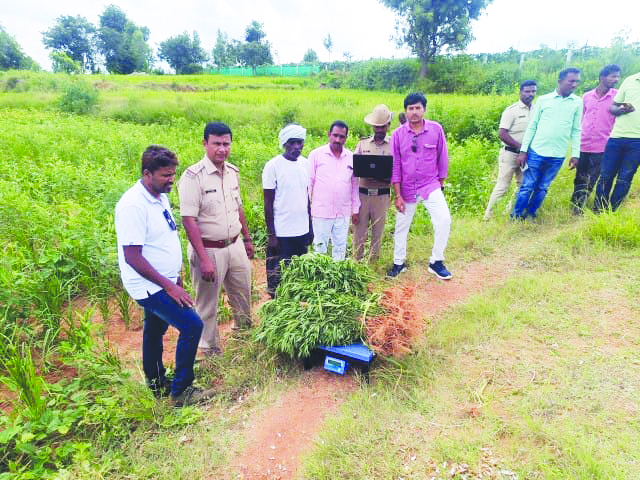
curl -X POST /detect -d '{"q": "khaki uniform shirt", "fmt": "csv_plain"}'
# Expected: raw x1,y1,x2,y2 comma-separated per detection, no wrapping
498,100,532,146
178,155,242,242
354,135,392,188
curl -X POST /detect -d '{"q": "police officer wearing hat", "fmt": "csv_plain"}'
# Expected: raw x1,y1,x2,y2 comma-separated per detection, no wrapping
353,105,393,262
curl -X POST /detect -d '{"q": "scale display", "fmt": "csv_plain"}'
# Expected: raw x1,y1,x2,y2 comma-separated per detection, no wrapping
323,356,348,375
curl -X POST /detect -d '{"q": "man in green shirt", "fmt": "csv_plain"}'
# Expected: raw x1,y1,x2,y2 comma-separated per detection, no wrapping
594,71,640,211
511,68,582,219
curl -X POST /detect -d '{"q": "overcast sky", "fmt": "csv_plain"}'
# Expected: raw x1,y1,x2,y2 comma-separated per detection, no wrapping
3,0,639,71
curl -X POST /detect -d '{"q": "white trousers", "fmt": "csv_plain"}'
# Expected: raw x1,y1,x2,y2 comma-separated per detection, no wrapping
312,216,350,261
393,188,451,265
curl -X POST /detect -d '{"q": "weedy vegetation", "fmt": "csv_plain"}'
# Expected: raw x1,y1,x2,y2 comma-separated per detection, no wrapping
0,71,639,478
255,254,378,357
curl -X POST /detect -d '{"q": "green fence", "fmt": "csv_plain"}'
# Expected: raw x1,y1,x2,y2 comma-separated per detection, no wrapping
208,65,320,77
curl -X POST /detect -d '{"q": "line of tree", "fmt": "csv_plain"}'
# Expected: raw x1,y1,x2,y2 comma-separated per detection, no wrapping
0,25,40,71
40,5,153,74
14,0,634,86
7,0,494,75
4,0,494,76
36,5,276,75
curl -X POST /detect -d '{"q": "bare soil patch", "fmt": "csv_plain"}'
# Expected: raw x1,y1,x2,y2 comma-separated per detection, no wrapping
225,257,516,479
229,370,357,480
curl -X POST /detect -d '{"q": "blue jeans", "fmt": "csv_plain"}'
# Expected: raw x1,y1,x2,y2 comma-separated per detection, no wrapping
511,149,564,219
137,290,203,396
594,138,640,211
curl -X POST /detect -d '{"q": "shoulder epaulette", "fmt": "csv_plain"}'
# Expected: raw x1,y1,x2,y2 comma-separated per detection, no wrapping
184,162,205,176
226,162,240,173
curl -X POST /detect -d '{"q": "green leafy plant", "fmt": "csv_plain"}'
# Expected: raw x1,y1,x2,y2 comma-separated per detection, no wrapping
0,339,47,418
57,81,98,114
255,255,377,358
116,289,134,329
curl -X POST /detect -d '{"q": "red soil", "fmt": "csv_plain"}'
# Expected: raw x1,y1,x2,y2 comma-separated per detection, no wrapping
0,256,512,478
229,370,357,480
229,257,513,479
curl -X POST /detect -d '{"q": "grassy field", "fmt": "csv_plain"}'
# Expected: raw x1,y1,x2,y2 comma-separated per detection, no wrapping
1,72,639,478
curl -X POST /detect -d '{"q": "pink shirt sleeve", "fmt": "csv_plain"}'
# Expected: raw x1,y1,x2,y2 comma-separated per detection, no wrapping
436,126,449,180
391,130,402,184
351,173,360,214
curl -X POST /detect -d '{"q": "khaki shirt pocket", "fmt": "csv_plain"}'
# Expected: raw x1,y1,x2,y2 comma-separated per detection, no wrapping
202,189,222,216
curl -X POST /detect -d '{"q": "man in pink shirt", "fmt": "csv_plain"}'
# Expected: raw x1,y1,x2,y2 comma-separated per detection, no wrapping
308,121,360,260
570,64,621,213
387,93,452,280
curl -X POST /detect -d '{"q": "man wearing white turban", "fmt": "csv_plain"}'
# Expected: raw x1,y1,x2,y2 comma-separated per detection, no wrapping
262,124,313,297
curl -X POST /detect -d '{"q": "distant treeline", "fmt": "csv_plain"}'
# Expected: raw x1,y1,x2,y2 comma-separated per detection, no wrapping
2,12,639,96
319,37,640,94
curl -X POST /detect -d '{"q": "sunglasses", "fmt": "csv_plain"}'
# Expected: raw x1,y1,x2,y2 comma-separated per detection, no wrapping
411,136,418,153
163,209,177,231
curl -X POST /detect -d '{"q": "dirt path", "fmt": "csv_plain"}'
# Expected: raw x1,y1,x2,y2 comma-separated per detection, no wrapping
229,370,357,480
93,255,516,479
229,256,515,480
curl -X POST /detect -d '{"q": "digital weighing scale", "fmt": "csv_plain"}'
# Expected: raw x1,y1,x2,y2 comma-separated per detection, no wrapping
303,342,375,381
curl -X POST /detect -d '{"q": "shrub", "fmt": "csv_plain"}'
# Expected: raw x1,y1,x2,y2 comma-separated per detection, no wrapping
58,81,99,114
347,59,419,91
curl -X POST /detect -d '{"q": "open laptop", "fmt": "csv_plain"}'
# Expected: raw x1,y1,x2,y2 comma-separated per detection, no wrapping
353,154,393,181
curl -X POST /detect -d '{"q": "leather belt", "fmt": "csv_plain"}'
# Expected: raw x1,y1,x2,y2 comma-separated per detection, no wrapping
359,187,391,196
504,145,520,154
202,235,238,248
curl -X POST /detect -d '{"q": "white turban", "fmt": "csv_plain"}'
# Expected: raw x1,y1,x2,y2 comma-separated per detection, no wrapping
279,124,307,148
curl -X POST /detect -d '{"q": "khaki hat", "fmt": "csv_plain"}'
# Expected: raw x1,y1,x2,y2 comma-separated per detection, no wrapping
364,104,393,126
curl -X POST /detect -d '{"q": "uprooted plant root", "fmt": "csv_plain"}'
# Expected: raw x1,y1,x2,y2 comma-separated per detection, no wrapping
365,283,423,357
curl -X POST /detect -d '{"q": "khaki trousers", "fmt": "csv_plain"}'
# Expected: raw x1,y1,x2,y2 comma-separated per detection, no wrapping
353,193,390,261
188,237,251,351
484,149,523,219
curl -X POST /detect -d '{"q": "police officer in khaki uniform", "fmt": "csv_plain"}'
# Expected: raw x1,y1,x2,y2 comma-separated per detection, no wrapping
178,122,253,356
353,104,393,262
483,80,538,220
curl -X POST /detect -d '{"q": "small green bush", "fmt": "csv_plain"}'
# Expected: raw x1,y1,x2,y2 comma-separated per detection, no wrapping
347,59,419,91
58,81,99,114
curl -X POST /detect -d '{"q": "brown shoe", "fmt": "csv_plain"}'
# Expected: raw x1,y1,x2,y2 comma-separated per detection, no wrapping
170,386,216,407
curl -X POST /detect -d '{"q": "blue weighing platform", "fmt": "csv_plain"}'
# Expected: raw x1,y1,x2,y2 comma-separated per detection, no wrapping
303,342,375,381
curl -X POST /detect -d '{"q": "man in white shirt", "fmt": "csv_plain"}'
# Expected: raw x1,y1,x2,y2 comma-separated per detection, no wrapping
262,124,312,296
115,145,214,407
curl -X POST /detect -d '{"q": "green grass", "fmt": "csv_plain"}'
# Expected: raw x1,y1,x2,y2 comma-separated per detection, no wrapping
2,75,640,478
302,221,640,479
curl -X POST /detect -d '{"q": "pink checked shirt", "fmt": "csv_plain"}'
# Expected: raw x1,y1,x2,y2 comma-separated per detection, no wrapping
308,144,360,218
390,120,449,202
580,88,617,153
